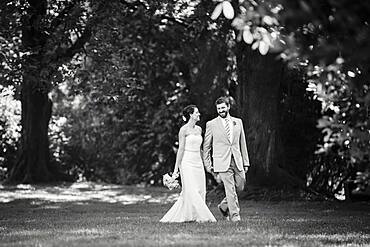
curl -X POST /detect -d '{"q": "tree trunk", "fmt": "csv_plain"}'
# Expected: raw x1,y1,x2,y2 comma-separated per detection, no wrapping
7,0,56,183
234,43,300,187
6,0,99,183
9,64,54,183
188,39,229,125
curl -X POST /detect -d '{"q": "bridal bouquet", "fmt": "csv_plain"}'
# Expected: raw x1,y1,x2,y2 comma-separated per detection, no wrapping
163,172,180,190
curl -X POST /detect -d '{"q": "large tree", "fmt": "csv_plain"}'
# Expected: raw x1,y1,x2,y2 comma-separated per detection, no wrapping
211,0,370,194
235,45,287,186
208,1,321,188
1,0,106,183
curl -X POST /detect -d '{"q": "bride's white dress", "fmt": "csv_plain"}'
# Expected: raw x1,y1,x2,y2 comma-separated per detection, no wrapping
160,134,216,223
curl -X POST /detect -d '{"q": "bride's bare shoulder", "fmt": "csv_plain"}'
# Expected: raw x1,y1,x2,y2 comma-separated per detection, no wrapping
179,125,188,135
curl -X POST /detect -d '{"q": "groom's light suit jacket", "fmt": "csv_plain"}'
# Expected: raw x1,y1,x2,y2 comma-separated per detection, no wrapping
203,116,250,173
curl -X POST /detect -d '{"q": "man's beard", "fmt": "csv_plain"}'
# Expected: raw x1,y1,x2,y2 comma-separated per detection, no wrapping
218,111,228,118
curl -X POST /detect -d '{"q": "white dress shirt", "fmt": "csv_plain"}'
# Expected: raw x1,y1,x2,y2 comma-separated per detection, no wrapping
220,115,233,142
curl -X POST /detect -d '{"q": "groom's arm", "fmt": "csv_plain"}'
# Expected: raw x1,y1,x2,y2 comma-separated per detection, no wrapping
202,121,213,173
239,119,250,170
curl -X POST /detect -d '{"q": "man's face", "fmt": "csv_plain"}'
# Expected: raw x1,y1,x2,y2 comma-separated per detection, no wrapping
216,102,230,118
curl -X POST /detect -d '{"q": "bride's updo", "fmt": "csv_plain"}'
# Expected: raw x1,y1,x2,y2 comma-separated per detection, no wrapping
182,105,197,122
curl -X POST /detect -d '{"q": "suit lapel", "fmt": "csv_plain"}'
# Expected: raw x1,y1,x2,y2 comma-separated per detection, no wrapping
231,117,238,143
216,117,231,143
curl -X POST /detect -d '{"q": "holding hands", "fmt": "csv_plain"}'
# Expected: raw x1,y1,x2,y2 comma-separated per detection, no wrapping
213,172,222,184
209,168,222,184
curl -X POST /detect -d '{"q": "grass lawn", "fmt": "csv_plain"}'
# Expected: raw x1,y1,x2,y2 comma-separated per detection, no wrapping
0,182,369,246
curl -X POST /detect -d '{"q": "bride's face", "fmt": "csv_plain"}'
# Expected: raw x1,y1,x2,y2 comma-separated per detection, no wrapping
190,107,200,122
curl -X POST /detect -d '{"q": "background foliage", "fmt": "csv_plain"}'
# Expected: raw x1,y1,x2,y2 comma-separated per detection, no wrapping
0,0,369,198
212,0,370,196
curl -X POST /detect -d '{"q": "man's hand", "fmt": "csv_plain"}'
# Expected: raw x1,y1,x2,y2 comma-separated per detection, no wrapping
212,172,222,184
244,166,249,173
206,167,213,174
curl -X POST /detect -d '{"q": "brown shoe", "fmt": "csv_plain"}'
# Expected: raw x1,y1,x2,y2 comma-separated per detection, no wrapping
217,204,229,218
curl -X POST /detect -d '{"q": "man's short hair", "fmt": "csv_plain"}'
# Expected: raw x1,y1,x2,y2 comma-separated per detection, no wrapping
215,96,230,106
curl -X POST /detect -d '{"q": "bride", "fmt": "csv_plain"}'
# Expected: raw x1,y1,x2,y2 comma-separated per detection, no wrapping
160,105,216,223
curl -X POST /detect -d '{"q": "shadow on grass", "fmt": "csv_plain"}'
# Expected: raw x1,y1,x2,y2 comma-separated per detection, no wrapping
0,182,179,204
1,182,370,246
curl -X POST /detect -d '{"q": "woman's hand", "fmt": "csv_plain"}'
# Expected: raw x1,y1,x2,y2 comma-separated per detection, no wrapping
172,170,179,179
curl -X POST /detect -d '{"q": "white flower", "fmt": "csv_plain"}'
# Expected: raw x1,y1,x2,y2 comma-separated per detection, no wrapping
162,173,180,190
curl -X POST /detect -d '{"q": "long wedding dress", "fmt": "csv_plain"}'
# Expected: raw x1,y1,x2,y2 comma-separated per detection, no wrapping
160,134,216,223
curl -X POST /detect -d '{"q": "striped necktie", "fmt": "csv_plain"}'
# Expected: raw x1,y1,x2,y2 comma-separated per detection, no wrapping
225,118,231,141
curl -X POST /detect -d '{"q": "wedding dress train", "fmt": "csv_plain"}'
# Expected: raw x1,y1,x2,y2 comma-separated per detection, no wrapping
160,134,216,223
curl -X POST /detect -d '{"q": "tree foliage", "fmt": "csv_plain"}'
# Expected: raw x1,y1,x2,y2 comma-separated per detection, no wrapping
1,0,368,198
0,86,21,180
47,0,232,184
211,0,370,194
0,0,112,183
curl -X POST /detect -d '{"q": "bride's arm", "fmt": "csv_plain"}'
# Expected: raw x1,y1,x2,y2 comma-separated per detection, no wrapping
173,127,186,176
199,126,206,165
202,121,213,173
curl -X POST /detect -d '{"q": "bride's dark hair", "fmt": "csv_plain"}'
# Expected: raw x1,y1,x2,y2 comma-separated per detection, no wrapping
182,105,197,122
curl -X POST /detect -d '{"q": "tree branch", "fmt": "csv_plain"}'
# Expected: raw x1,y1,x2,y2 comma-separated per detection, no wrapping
117,0,191,28
48,1,108,65
118,0,148,11
64,26,92,60
26,0,47,15
49,1,80,33
159,15,191,28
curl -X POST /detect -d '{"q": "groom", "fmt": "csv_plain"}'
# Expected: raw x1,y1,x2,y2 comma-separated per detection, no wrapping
203,96,250,222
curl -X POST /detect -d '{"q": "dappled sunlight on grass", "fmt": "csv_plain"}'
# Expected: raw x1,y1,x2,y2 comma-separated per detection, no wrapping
0,184,369,246
273,232,370,245
68,228,104,236
284,217,314,222
0,182,179,204
296,233,370,241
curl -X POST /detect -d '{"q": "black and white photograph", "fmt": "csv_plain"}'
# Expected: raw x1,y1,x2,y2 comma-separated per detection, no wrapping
0,0,369,246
